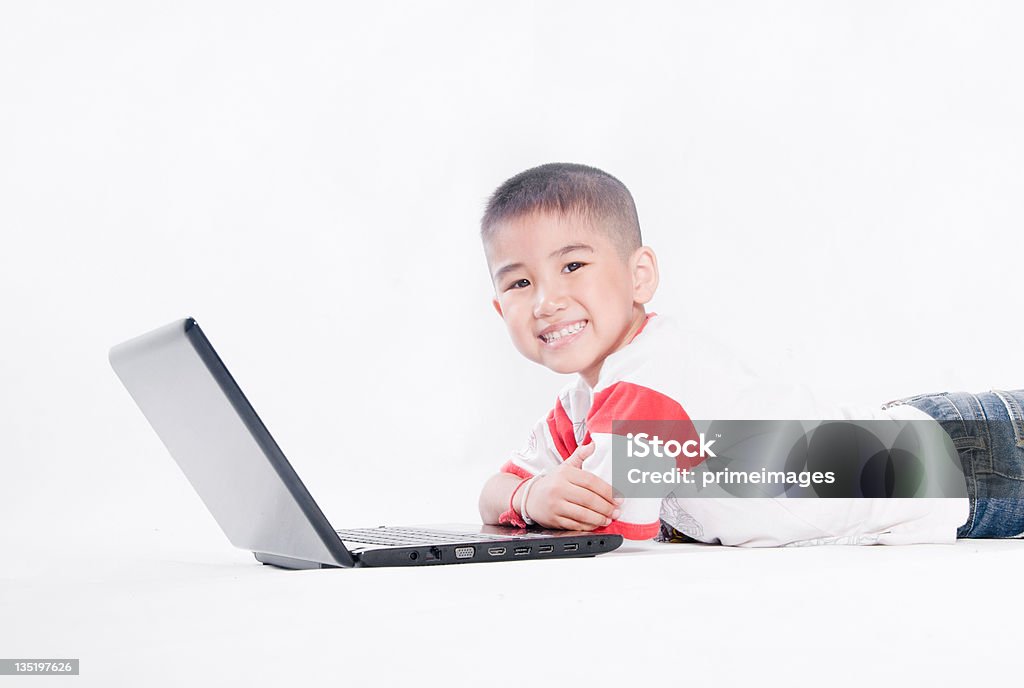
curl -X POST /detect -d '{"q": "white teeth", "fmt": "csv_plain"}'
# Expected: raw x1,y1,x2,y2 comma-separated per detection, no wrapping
542,321,585,342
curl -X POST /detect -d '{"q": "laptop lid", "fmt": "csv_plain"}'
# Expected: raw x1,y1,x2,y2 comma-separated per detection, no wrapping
109,318,354,567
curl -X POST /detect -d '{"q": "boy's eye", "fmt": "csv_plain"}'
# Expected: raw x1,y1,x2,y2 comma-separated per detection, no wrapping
507,278,530,290
563,261,585,273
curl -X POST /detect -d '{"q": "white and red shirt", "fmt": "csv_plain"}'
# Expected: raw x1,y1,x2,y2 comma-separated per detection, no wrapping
498,313,968,545
499,313,678,539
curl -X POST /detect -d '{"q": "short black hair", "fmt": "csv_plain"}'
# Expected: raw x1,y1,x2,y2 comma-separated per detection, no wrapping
481,163,642,254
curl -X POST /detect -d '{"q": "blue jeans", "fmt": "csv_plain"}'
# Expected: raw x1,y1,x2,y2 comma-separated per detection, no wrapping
883,390,1024,538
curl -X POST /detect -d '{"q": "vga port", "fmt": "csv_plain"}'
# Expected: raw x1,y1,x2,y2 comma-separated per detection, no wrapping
454,546,475,559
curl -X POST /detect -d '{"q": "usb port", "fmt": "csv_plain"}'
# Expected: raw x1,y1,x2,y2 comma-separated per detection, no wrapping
513,546,531,556
488,547,506,556
563,543,579,552
538,545,553,554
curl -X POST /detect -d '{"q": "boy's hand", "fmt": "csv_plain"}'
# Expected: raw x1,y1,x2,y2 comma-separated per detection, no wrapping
519,442,624,531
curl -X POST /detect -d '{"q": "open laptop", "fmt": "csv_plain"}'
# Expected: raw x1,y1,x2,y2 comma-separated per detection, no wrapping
109,318,622,569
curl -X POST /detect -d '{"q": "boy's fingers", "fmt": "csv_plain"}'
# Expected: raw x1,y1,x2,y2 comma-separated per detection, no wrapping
568,470,619,506
553,517,596,532
557,502,612,529
566,484,618,519
564,441,595,469
556,517,601,532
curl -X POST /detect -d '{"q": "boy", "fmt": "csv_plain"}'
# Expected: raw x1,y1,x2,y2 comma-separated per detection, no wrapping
477,162,1024,545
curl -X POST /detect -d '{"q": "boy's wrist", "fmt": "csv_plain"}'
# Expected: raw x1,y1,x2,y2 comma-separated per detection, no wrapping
518,478,535,525
517,469,548,526
497,477,530,528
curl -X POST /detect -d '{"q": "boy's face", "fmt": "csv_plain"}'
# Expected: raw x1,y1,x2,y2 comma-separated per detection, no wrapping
485,211,657,385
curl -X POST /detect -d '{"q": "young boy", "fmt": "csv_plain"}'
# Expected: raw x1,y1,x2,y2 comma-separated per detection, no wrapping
477,162,1024,545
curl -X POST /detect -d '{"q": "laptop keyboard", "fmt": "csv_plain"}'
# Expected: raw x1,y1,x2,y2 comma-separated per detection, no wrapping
334,527,549,546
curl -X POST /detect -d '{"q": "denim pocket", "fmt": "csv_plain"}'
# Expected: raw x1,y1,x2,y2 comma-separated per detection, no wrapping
993,391,1024,449
983,390,1024,481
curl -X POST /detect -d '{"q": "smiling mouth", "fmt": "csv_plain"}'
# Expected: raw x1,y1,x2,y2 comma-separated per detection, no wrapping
539,320,588,344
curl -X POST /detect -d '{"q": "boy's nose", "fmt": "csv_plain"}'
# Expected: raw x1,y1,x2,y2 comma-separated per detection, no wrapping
532,287,567,319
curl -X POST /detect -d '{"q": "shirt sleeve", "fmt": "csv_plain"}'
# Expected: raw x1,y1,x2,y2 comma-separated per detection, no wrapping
494,402,573,528
498,405,568,479
583,381,695,541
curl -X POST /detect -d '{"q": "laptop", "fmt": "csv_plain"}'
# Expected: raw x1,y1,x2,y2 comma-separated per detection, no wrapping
109,318,623,569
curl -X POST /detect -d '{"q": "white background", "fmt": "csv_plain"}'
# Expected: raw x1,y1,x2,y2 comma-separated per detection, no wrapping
2,2,1023,684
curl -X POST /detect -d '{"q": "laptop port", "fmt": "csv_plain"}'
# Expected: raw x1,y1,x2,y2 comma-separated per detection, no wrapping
538,545,554,554
488,547,506,556
513,546,531,556
563,543,579,552
454,546,475,559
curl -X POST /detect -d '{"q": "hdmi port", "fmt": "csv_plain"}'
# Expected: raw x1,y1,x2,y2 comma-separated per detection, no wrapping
488,547,506,556
513,546,531,556
563,543,579,552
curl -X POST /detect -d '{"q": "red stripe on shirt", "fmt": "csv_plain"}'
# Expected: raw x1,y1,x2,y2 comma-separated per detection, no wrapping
592,519,661,541
587,381,690,434
546,399,577,460
499,460,534,479
587,381,704,469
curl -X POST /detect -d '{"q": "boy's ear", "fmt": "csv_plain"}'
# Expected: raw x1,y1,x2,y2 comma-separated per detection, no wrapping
492,298,504,319
631,246,659,305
